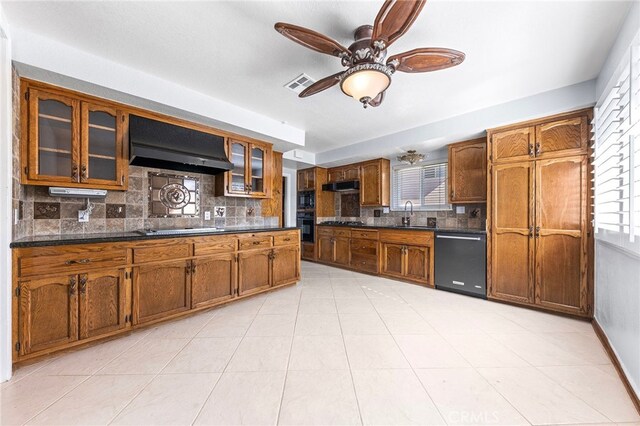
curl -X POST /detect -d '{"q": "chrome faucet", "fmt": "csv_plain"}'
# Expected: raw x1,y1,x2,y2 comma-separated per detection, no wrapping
402,200,413,227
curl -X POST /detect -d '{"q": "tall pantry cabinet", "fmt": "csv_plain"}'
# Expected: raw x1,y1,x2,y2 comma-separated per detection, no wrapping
486,109,593,318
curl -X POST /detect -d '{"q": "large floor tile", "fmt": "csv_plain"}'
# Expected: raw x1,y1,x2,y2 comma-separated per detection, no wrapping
415,368,528,425
295,313,342,336
226,336,292,372
197,313,255,337
537,331,612,365
144,312,215,339
352,369,445,425
298,297,337,314
259,299,299,315
344,335,409,369
162,337,241,373
97,338,189,375
111,373,218,425
443,332,529,368
27,374,153,425
246,314,296,337
289,335,349,371
394,334,470,369
279,370,361,425
539,365,640,423
378,311,436,335
335,298,376,314
478,366,609,425
339,313,389,335
0,375,88,425
195,371,285,425
332,284,367,299
491,332,589,366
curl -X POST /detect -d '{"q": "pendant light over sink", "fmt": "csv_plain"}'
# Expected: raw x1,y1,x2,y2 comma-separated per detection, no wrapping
275,0,465,108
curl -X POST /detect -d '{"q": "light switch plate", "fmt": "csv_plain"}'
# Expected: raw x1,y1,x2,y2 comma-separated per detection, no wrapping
456,206,465,214
78,210,90,223
383,207,390,214
204,211,211,220
13,208,18,225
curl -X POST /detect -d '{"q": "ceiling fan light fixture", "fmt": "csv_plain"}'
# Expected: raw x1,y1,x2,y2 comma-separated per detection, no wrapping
340,63,392,107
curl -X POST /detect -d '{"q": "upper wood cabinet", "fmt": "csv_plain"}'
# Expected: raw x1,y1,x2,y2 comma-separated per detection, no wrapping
216,138,272,198
488,111,589,164
327,165,360,183
21,82,128,190
297,168,317,191
448,138,487,203
261,152,284,226
360,159,390,207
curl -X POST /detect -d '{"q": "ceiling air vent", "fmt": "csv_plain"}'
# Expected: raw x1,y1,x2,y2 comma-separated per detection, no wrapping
285,73,316,94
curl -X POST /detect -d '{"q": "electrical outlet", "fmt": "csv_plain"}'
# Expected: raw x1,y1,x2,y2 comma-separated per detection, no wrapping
78,210,90,223
13,208,18,225
204,211,211,220
456,206,466,215
383,207,390,214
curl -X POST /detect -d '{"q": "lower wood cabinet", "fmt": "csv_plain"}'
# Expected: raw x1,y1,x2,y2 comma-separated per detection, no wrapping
17,274,79,356
79,269,127,339
191,254,236,309
334,237,350,266
272,245,301,287
133,260,191,325
318,235,334,263
238,249,272,296
380,243,431,285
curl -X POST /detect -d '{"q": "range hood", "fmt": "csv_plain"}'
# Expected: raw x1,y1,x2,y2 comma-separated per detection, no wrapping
322,180,360,192
129,115,233,175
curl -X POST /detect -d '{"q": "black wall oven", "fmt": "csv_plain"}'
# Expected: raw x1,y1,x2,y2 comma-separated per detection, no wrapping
297,211,315,243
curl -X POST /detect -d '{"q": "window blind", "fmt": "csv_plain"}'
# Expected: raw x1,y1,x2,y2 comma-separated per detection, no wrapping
391,163,450,211
594,33,640,252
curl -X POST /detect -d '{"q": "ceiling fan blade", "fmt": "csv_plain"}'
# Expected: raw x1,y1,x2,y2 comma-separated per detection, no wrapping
371,0,426,49
387,47,465,73
275,22,350,58
299,72,343,98
368,91,385,107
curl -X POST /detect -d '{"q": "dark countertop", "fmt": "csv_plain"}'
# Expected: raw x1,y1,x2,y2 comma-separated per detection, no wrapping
10,226,301,249
317,223,486,235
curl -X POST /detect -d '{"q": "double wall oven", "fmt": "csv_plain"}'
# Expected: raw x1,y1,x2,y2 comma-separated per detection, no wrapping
297,211,315,243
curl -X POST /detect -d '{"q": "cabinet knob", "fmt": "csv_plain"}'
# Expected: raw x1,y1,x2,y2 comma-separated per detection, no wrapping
529,144,535,157
535,143,541,156
535,226,541,237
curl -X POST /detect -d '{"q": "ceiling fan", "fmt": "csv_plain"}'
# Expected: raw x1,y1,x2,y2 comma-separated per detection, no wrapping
275,0,465,108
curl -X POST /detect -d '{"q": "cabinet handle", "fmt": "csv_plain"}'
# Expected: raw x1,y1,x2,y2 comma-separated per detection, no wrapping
450,190,455,199
186,265,191,274
529,144,534,157
65,258,91,265
535,226,541,237
80,164,87,181
252,241,261,245
79,275,87,294
192,264,197,274
69,276,77,295
529,226,534,238
535,143,541,156
71,164,79,181
283,238,291,241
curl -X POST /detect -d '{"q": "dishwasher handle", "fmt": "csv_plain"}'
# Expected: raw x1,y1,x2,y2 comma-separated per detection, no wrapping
436,235,482,241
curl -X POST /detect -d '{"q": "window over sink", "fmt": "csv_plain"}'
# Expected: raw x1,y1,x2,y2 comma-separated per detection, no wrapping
391,162,450,211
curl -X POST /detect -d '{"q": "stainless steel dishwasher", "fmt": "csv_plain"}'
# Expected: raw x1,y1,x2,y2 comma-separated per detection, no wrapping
434,231,487,298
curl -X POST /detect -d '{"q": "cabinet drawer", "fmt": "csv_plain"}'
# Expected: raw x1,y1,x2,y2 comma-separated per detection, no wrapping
379,229,433,245
193,236,237,256
133,243,191,264
351,229,379,240
239,235,273,250
18,246,127,277
350,238,378,256
350,253,378,273
274,231,299,246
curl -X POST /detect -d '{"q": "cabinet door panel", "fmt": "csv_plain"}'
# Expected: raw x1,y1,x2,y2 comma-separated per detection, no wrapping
490,162,534,303
536,116,588,158
334,237,350,266
273,246,300,286
28,89,80,183
491,127,534,163
381,243,404,278
81,103,124,187
317,235,334,263
229,140,249,194
406,245,430,284
192,254,236,308
249,145,267,196
133,261,191,324
344,166,360,181
238,250,271,296
449,140,487,203
18,275,79,355
79,269,127,339
535,156,588,315
328,169,343,183
360,163,381,206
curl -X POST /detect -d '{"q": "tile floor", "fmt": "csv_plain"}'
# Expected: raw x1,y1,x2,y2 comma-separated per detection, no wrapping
1,261,639,425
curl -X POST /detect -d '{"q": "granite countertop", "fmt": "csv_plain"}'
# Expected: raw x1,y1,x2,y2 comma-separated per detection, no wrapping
316,222,486,235
10,226,301,248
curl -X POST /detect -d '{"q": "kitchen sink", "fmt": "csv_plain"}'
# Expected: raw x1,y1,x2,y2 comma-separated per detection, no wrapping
136,228,225,236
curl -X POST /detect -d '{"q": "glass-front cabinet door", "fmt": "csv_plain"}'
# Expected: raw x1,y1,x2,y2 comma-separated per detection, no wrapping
81,103,125,187
27,89,80,183
249,145,266,196
228,139,249,194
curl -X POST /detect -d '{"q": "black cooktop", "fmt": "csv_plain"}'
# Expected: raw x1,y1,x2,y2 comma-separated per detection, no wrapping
320,220,365,226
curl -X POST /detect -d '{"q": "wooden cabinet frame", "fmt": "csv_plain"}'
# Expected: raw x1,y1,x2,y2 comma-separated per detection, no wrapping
217,138,272,198
448,138,487,203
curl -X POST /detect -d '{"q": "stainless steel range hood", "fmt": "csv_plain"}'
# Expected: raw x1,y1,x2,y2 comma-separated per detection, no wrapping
129,115,233,175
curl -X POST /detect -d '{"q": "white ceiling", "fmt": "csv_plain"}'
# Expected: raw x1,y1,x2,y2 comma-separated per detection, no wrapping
2,0,632,155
